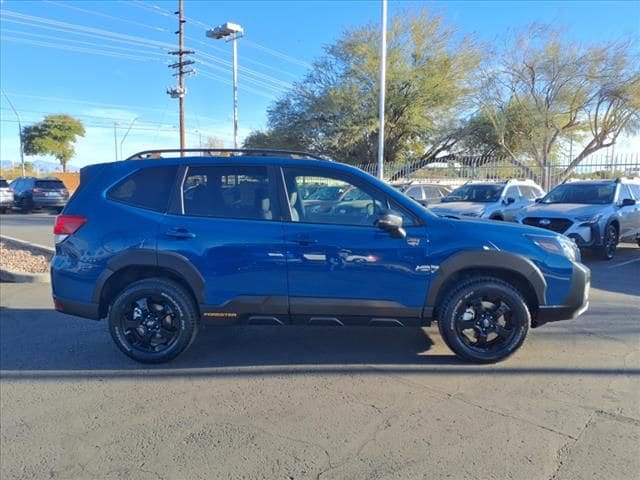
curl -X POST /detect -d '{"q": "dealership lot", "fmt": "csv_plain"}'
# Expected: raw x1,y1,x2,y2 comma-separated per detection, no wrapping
0,212,638,479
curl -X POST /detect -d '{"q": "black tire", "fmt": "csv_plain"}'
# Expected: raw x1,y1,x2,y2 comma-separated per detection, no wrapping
437,277,530,363
596,223,618,260
108,278,199,363
20,198,33,214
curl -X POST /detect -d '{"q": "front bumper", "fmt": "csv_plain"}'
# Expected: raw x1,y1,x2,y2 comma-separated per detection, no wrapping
535,262,590,326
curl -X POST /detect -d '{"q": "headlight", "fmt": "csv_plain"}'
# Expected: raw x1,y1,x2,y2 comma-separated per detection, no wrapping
462,211,482,217
526,234,578,261
575,214,602,224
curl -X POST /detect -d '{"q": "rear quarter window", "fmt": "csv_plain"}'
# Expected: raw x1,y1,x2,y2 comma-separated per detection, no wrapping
108,165,178,212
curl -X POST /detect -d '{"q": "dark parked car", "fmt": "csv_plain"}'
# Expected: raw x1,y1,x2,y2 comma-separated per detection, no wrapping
395,182,452,207
10,177,69,213
0,177,13,213
51,148,590,365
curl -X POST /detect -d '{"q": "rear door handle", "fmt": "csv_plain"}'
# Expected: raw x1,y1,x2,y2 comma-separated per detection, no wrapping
165,227,196,239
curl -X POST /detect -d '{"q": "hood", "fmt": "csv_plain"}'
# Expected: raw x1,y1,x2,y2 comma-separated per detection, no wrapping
519,203,607,219
430,202,487,216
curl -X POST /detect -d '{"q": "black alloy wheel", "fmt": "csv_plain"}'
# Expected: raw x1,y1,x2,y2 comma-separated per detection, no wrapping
438,277,530,363
597,224,618,260
108,278,199,363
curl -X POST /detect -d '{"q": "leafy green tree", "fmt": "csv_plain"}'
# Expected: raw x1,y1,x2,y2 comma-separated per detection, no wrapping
475,25,640,188
22,115,85,172
245,10,481,165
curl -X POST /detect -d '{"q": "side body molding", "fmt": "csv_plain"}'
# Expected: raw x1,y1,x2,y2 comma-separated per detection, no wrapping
92,249,206,304
424,250,547,311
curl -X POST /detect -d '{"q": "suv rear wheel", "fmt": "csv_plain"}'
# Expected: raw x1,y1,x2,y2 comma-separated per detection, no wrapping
437,277,530,363
108,278,199,363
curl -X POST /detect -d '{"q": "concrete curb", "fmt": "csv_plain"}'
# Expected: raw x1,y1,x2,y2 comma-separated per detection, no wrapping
0,268,50,283
0,234,55,254
0,234,53,283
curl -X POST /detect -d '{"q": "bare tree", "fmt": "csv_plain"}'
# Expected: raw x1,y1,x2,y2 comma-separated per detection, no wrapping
477,25,639,188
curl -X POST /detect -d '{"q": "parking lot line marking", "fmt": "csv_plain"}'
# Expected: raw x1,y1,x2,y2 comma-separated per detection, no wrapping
607,257,640,269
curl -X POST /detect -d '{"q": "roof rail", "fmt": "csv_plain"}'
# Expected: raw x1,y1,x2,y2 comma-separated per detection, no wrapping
125,148,330,162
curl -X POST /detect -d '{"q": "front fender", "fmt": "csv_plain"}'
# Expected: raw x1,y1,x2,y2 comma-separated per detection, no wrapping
424,250,547,310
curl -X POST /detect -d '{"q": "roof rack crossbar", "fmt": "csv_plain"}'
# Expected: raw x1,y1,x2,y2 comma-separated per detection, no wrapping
125,148,330,162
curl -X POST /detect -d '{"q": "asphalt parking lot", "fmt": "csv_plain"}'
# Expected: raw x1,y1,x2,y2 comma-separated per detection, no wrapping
1,215,639,479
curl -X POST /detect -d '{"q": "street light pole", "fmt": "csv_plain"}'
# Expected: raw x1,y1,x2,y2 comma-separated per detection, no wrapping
207,22,244,149
2,89,25,176
232,34,239,149
113,123,118,161
377,0,388,180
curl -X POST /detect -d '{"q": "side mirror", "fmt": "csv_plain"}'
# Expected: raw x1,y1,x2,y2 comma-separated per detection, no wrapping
621,198,636,207
504,197,516,205
534,198,542,203
376,212,406,238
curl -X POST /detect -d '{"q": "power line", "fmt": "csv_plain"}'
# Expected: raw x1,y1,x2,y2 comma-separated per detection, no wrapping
43,0,170,33
2,13,294,93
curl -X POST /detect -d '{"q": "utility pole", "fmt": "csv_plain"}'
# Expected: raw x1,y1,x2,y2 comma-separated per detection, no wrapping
2,89,26,176
167,0,194,157
377,0,388,180
119,117,138,160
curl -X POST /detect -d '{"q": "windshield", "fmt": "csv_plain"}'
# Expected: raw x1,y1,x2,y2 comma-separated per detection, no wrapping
307,186,345,201
341,188,369,201
442,184,503,203
541,184,615,205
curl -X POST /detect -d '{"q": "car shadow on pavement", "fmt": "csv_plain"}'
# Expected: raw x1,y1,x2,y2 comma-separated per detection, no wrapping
582,244,640,297
1,306,639,381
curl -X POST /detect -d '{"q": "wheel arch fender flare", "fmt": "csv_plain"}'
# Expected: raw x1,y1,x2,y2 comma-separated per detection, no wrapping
92,248,206,305
425,250,547,310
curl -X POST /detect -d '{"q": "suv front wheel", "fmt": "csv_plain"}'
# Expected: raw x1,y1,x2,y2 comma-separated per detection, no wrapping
437,277,530,363
596,224,618,260
108,278,199,363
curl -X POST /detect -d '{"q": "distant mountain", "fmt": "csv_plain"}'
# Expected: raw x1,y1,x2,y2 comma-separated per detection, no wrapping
0,159,79,174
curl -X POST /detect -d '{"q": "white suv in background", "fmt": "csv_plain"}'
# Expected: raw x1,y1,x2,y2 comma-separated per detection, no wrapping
430,179,545,221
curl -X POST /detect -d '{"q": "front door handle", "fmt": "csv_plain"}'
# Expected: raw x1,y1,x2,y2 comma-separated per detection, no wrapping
165,227,196,239
291,235,318,246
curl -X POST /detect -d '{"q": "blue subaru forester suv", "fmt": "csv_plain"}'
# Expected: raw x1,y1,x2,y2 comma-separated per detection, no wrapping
51,149,590,364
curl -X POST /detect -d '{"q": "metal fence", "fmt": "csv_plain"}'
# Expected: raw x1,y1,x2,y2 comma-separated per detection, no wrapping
356,152,640,190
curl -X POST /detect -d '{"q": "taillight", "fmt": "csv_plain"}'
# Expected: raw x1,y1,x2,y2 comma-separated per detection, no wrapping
7,188,12,193
62,189,69,196
32,188,43,194
54,215,87,244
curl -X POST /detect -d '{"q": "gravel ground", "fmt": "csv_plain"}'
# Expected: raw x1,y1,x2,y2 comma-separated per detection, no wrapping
0,240,52,273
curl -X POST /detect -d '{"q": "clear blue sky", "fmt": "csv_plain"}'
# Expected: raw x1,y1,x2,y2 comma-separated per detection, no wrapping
1,0,639,168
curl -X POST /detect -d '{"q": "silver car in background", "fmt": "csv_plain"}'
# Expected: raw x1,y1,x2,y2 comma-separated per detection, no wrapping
0,177,13,214
430,179,545,221
516,178,640,260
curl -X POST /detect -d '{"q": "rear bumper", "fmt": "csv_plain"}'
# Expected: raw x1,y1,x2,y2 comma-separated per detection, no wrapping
0,198,13,207
33,197,68,208
535,262,590,326
53,295,101,320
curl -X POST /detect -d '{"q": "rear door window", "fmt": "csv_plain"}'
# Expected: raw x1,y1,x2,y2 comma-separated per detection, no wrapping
628,184,640,200
182,165,275,220
108,165,178,212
